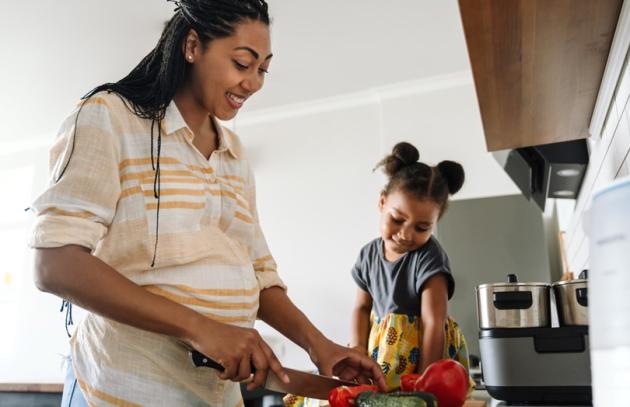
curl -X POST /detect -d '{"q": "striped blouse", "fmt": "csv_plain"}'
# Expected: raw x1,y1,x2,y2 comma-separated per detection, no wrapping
29,91,285,406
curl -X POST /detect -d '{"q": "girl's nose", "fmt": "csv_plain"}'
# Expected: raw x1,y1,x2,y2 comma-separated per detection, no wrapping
398,229,411,241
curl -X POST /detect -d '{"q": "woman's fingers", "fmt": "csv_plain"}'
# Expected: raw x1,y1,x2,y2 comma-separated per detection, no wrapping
260,341,289,384
248,344,269,390
247,340,288,391
217,359,236,381
354,373,372,385
235,353,253,382
194,325,289,389
332,352,386,391
350,353,386,390
365,359,387,390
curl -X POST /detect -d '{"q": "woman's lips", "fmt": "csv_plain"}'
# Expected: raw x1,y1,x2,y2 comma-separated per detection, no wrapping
226,92,246,109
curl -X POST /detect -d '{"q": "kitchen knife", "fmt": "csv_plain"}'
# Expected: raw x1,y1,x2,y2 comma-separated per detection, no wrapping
190,350,357,400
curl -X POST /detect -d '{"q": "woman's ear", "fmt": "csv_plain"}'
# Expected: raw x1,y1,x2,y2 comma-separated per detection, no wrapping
182,29,201,62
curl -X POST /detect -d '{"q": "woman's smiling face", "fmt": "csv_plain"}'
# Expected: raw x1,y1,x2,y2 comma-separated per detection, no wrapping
186,19,272,120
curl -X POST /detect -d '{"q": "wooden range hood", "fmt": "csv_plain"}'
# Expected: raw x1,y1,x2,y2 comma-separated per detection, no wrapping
459,0,623,152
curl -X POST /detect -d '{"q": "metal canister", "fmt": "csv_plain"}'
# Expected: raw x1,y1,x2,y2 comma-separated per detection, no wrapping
552,270,588,326
477,274,551,329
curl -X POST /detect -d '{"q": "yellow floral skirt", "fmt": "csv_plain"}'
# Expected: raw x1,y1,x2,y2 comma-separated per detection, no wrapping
283,312,470,406
368,312,469,391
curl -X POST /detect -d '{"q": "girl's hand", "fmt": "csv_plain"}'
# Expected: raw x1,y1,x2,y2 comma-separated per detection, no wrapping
308,337,387,391
187,315,289,391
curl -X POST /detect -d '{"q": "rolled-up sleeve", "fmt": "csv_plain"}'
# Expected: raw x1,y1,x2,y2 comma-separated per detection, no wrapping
244,164,287,292
29,98,121,252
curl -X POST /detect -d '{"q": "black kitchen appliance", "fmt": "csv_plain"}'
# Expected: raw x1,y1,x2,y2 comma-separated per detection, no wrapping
493,139,589,211
476,275,592,405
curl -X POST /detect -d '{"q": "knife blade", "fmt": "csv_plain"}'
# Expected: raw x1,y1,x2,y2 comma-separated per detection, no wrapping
190,350,357,400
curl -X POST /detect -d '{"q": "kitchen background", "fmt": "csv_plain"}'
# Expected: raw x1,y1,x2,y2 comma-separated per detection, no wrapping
1,0,628,391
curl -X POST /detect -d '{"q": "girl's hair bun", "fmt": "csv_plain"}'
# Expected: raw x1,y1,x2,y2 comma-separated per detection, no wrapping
437,160,465,195
376,142,419,177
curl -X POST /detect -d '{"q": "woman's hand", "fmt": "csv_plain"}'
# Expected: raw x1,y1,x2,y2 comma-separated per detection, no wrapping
186,315,289,391
308,337,387,391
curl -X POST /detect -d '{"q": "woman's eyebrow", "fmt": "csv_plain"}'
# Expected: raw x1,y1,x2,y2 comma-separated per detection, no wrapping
233,46,273,60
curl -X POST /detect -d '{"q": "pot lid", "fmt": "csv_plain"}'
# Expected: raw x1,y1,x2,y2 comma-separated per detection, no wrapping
552,279,587,287
477,273,550,289
477,282,550,289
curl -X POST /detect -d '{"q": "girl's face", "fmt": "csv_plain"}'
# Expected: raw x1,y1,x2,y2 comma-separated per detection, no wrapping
186,19,272,120
379,190,441,261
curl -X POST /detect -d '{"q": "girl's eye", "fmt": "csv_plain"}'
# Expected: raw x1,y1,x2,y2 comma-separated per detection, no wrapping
233,60,248,70
416,226,429,233
391,217,404,224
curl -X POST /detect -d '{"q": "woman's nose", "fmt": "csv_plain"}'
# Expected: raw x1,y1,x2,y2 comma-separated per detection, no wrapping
242,72,264,94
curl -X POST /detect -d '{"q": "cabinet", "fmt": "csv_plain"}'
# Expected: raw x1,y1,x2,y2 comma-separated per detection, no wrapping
459,0,622,151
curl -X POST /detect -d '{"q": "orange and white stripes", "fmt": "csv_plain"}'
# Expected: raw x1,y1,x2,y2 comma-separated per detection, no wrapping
30,91,285,405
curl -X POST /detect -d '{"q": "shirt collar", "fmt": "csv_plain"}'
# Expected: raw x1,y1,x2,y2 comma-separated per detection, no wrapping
163,100,239,159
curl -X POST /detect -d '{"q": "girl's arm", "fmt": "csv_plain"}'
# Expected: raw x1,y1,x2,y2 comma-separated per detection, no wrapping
349,288,373,353
34,245,288,390
418,274,449,373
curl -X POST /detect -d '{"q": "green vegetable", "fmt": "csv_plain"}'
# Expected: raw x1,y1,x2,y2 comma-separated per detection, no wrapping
355,391,438,407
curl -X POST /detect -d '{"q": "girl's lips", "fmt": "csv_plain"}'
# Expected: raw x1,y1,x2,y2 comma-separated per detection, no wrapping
391,239,415,252
389,240,406,252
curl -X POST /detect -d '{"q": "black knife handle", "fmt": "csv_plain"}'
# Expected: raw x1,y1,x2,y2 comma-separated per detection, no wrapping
190,350,225,372
191,350,260,376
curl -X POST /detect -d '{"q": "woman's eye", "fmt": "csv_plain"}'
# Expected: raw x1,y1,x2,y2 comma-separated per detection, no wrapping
258,67,269,75
233,60,248,70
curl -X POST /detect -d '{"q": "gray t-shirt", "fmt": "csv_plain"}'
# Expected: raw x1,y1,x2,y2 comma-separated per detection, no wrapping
351,236,455,318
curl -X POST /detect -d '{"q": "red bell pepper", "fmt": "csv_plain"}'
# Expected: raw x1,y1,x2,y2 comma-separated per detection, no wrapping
413,359,469,407
400,373,421,392
328,384,379,407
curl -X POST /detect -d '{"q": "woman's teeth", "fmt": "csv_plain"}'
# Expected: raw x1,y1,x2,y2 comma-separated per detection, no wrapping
227,92,245,105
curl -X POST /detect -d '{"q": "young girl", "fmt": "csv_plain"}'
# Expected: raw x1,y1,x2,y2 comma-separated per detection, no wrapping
283,142,469,406
29,1,384,405
349,141,470,391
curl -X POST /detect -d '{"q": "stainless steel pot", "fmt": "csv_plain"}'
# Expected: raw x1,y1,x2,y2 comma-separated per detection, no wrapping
477,274,551,329
552,270,588,326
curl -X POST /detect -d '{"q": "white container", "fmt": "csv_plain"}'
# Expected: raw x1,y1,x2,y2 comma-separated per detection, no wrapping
585,176,630,406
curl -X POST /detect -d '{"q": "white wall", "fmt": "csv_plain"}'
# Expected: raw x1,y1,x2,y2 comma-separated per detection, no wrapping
565,4,630,273
0,145,74,383
237,75,518,370
0,1,520,382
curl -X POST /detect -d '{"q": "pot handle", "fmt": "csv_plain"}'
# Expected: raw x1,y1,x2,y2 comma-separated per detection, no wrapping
493,291,533,310
576,287,588,307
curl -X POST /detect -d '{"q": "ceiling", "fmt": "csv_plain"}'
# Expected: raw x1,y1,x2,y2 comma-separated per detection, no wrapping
0,0,519,197
1,0,470,138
